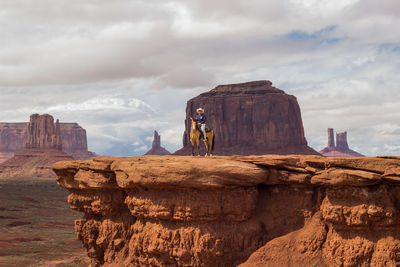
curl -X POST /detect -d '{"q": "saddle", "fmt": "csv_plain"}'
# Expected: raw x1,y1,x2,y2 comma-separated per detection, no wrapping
196,123,212,132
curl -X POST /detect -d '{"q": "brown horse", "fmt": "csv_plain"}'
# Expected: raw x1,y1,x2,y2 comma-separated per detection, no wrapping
189,117,215,156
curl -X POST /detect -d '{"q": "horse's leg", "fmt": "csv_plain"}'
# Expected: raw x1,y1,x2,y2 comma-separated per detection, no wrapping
203,139,209,157
190,139,194,156
208,132,214,156
197,139,200,156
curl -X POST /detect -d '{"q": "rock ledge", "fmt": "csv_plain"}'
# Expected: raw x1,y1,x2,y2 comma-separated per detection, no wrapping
54,155,400,266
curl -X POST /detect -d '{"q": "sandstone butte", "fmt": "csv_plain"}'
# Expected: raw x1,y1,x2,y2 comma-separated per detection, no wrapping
53,154,400,267
0,114,74,179
174,80,319,156
0,116,95,163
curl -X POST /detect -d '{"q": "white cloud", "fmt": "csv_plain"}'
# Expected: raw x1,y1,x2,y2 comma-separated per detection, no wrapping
290,0,360,15
134,145,148,152
47,95,154,113
160,127,184,147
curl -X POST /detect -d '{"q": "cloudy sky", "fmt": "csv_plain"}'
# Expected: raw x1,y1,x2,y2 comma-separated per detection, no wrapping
1,0,399,156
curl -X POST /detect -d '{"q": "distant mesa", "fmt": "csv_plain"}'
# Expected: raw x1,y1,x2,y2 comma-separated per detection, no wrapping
0,113,97,178
319,128,364,157
0,114,96,163
174,80,320,155
144,131,171,155
0,114,75,179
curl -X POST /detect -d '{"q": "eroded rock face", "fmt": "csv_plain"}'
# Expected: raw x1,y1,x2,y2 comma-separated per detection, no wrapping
60,123,97,159
54,155,400,266
174,80,319,155
26,114,62,150
0,118,95,160
0,114,73,178
0,123,27,152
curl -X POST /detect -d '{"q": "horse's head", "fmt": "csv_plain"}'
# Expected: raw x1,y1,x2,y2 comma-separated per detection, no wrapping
190,116,197,130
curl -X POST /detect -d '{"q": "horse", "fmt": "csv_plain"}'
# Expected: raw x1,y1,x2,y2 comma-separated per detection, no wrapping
189,116,215,156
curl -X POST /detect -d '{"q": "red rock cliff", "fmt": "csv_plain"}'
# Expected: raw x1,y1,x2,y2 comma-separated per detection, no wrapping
0,119,95,160
0,123,27,163
54,155,400,266
174,80,319,155
59,123,96,160
26,114,62,150
0,114,73,178
0,123,27,152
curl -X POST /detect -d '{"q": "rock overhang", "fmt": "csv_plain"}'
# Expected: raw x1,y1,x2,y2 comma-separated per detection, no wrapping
53,155,400,190
53,155,400,266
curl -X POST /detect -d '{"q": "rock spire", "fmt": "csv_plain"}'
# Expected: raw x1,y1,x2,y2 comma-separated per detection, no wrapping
319,128,364,157
336,131,349,150
327,128,335,148
144,131,171,155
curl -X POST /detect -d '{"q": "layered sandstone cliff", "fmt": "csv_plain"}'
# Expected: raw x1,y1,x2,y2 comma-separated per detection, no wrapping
174,80,319,156
26,114,62,150
0,123,27,163
320,128,364,157
144,131,171,155
59,123,97,159
0,114,73,178
54,155,400,266
0,123,27,152
0,119,95,160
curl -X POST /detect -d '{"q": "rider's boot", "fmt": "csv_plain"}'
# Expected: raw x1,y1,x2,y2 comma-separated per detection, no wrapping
200,132,206,141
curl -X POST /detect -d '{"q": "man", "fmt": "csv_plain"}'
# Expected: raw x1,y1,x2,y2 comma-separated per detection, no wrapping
196,108,207,141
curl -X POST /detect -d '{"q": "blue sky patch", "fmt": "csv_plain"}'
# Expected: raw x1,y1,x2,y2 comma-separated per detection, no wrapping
285,25,341,45
378,43,400,53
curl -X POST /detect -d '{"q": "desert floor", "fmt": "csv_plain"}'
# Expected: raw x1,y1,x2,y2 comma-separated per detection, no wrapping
0,178,90,267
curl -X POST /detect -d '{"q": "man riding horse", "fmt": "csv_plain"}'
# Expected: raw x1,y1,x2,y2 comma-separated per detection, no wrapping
196,108,207,141
189,107,214,156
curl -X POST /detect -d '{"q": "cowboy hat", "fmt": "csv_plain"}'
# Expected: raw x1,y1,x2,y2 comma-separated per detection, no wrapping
196,108,204,113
